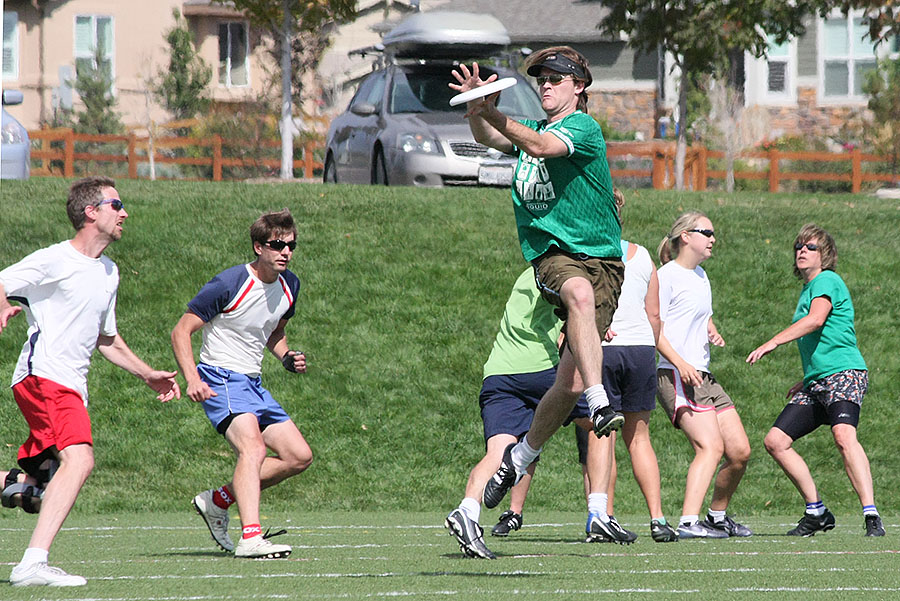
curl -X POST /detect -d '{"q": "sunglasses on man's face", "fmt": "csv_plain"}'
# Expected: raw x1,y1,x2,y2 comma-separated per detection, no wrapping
688,228,715,238
97,198,125,211
794,242,819,252
263,239,297,252
535,74,573,86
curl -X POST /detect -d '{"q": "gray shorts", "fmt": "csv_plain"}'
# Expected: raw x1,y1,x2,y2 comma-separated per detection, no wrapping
657,369,734,428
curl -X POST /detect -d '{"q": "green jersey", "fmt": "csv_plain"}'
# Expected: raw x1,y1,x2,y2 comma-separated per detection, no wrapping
793,270,866,384
482,268,563,379
512,111,621,261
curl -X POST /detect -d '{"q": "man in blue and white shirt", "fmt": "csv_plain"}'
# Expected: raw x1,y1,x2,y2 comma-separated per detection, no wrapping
171,209,310,560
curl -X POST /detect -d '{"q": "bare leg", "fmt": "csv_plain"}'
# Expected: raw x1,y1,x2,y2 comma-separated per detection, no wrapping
765,427,819,503
621,411,664,518
676,410,724,517
832,424,876,508
709,409,751,511
27,444,94,550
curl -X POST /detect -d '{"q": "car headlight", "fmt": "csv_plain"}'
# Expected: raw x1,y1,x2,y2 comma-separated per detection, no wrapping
1,121,28,145
397,133,442,155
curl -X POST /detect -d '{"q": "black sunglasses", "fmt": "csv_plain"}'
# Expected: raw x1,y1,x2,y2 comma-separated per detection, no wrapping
97,198,125,211
535,74,573,86
794,242,819,252
688,229,715,238
263,239,297,252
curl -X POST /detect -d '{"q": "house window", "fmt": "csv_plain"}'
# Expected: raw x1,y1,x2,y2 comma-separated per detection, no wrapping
822,16,877,99
766,35,790,94
2,11,18,79
218,22,248,87
74,15,114,81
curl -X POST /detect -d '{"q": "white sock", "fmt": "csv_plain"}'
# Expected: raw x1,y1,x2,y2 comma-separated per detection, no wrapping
585,384,610,414
459,497,481,523
511,437,541,475
680,514,699,526
18,547,48,569
588,493,609,520
707,509,726,523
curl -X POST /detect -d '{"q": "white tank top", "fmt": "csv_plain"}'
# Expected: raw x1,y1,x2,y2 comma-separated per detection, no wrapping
604,241,656,347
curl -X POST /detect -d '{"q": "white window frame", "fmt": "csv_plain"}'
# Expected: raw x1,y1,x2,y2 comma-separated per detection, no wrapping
745,34,798,106
3,11,19,80
817,10,882,105
218,21,250,88
73,14,115,91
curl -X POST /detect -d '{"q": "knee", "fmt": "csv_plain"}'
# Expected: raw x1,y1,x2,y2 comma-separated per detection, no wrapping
287,449,313,475
729,442,751,468
832,426,859,455
764,430,790,457
561,280,595,315
237,441,268,466
696,437,724,459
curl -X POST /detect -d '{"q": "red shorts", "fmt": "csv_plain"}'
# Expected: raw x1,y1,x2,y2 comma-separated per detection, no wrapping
12,375,93,464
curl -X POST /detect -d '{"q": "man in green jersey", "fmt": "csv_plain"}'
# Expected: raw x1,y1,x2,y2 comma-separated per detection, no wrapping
450,46,624,510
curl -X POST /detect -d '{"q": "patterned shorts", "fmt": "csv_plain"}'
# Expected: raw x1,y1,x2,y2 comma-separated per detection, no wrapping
790,369,868,408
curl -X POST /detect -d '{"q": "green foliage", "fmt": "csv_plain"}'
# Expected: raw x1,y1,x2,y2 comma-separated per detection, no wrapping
1,181,899,518
590,112,636,141
65,46,124,135
155,9,211,122
863,56,900,175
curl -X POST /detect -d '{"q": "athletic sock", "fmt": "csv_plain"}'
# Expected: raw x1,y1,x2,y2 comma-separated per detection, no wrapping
707,509,727,523
585,384,610,414
19,547,48,568
806,500,826,516
587,493,609,520
680,514,699,526
651,516,667,525
863,504,879,517
511,437,541,475
212,485,235,509
459,497,481,523
242,524,262,540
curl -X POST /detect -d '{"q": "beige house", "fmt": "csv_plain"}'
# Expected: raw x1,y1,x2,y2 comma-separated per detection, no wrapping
2,0,275,130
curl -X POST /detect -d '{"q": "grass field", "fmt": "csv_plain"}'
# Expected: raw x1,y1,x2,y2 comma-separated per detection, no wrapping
2,511,899,600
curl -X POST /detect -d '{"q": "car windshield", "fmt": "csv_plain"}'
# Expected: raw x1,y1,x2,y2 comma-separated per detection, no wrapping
389,65,543,119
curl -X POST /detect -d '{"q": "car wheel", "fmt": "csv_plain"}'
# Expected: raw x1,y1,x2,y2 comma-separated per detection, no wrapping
372,148,389,186
323,153,337,183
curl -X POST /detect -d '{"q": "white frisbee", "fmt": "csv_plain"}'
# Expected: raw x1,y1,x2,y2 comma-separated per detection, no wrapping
449,77,518,106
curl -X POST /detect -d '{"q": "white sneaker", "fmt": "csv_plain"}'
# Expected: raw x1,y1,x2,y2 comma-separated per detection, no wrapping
234,534,291,559
10,562,87,587
192,489,234,552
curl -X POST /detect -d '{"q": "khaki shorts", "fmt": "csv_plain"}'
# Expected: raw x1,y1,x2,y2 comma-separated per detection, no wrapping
532,249,624,334
657,369,734,427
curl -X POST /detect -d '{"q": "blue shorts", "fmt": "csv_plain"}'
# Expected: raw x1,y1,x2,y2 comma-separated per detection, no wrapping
197,363,290,435
479,366,589,442
601,345,657,413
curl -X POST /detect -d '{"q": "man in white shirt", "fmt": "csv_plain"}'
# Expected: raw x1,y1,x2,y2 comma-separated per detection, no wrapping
0,176,181,587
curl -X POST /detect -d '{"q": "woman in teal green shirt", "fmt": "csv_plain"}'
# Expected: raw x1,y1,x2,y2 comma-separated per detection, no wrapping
747,224,883,538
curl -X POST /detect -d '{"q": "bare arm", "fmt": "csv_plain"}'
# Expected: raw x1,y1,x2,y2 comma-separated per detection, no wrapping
266,319,306,374
656,324,702,387
96,334,180,402
707,317,725,347
0,282,24,333
170,312,216,402
746,296,832,365
645,264,661,345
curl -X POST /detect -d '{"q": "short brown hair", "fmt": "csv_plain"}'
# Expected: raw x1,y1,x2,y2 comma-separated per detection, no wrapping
67,176,116,230
250,208,297,256
525,46,591,113
793,223,837,279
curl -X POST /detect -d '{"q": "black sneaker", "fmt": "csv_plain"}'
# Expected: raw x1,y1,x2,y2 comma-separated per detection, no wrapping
482,443,521,509
650,519,679,542
491,510,523,537
865,514,885,537
677,521,729,539
591,406,625,438
787,509,836,537
445,509,496,559
585,513,637,544
704,514,753,537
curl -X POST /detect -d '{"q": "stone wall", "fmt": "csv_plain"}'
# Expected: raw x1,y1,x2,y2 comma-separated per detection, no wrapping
590,89,658,140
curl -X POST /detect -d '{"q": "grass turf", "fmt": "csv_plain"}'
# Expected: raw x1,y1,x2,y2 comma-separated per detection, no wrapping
1,511,899,599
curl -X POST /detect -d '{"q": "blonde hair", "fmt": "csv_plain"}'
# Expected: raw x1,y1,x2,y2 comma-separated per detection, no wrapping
657,211,707,264
793,223,837,279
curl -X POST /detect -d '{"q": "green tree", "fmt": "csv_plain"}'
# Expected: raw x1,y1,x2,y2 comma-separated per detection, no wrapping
863,56,900,175
216,0,356,179
69,45,124,134
599,1,822,189
155,9,211,122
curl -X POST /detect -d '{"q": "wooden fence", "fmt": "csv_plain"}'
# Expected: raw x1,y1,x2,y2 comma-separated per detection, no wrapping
29,128,323,181
27,128,898,192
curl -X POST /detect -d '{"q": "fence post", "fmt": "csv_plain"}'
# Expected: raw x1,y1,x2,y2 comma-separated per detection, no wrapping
64,128,75,177
851,147,862,194
41,135,51,173
128,132,138,179
651,145,665,189
304,142,314,179
212,135,222,182
696,145,708,191
768,148,779,193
